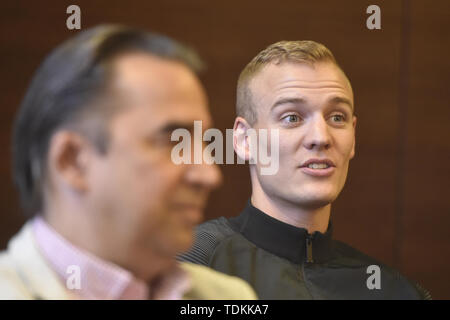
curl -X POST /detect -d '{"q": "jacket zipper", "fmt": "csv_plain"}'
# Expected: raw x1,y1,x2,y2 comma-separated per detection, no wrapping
306,233,314,263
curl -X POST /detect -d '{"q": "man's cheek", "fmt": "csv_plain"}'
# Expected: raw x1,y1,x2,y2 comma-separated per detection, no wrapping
278,147,296,176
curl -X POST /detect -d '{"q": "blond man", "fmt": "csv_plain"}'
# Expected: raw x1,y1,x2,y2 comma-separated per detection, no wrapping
180,41,430,300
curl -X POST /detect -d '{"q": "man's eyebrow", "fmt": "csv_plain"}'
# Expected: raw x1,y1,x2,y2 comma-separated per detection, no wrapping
271,96,354,111
271,97,307,110
159,122,195,134
328,96,353,110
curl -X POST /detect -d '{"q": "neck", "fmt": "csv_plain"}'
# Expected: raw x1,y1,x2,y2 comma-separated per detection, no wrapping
42,199,173,283
251,189,331,234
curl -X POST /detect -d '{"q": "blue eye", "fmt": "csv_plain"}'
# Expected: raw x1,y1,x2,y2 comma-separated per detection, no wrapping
283,114,300,123
331,114,345,122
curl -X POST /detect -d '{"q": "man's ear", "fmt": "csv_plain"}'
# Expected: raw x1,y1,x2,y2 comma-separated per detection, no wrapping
350,115,357,160
233,116,253,162
47,130,93,192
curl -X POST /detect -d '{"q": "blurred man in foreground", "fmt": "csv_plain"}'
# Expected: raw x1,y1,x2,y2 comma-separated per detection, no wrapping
180,40,431,299
0,25,256,300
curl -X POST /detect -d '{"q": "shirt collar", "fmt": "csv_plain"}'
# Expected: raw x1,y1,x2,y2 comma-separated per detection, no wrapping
228,200,334,264
32,216,149,299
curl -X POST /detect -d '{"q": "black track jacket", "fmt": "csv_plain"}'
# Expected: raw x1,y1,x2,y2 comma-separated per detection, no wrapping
179,201,431,300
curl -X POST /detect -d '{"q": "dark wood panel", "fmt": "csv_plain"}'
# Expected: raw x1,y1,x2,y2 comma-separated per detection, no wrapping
400,0,450,299
0,0,448,298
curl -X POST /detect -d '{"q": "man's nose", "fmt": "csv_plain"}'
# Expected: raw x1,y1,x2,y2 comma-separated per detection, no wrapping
303,116,332,151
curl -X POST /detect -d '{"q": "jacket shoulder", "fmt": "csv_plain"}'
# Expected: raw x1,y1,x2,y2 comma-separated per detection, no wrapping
332,240,432,300
180,262,257,300
178,217,236,266
0,251,33,299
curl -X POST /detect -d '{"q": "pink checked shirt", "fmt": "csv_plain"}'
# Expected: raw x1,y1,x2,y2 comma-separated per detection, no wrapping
32,216,191,300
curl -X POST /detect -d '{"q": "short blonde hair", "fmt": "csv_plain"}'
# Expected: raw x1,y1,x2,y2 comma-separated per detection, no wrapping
236,40,345,125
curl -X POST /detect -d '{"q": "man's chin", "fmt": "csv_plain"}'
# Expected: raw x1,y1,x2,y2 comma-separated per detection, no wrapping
149,233,194,258
286,193,336,209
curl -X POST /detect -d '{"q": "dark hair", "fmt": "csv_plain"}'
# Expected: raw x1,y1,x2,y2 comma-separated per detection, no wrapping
12,24,204,217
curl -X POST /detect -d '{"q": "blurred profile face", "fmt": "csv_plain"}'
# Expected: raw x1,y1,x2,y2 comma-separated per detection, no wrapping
86,53,221,261
249,61,356,209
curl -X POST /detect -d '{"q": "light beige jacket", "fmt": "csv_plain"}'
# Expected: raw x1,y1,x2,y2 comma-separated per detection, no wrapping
0,222,257,300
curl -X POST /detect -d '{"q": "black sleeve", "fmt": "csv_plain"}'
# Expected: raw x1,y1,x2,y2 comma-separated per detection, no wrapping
413,281,432,300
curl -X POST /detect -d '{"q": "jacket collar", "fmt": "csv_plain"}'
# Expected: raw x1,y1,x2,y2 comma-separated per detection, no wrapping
8,222,73,299
228,200,334,264
8,221,192,300
32,216,149,300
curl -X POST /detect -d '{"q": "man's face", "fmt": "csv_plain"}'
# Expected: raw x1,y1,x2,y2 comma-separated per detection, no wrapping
249,61,356,209
87,53,221,262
